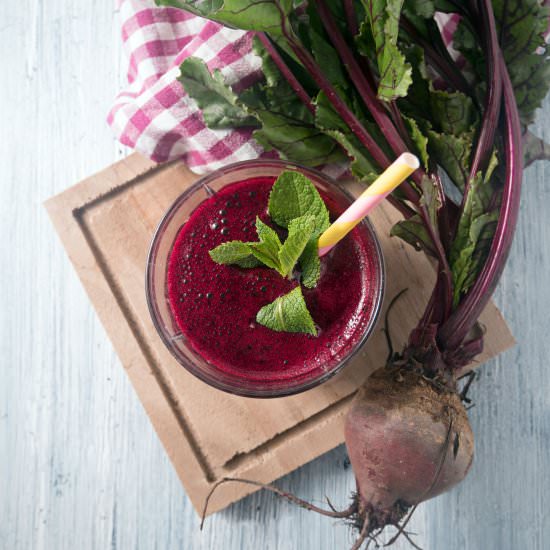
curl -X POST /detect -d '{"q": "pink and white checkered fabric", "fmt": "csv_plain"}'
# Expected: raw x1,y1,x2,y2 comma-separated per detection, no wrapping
108,0,270,173
108,1,458,174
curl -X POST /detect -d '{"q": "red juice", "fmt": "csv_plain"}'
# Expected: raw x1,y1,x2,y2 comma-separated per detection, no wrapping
166,176,382,384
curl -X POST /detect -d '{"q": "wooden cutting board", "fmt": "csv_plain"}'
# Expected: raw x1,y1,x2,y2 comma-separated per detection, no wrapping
45,153,514,516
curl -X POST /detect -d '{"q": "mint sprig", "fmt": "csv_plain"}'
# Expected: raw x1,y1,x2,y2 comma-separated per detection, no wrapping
256,287,317,336
269,170,330,288
208,170,331,335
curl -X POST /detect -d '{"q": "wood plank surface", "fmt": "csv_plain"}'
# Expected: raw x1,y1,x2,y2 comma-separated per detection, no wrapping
1,1,549,549
44,153,512,516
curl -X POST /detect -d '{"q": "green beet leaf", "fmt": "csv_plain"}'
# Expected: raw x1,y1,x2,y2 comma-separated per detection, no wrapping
178,58,259,129
403,115,429,170
305,5,350,91
429,88,478,137
390,214,437,256
315,91,379,182
450,155,499,307
390,176,441,256
493,0,550,124
256,286,317,335
523,130,550,167
419,175,441,231
426,129,475,191
252,111,345,167
360,0,412,101
453,0,550,125
235,38,346,168
155,0,295,36
404,0,434,18
178,35,346,170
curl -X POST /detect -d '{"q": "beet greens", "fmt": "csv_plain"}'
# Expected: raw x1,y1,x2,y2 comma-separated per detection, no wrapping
156,0,550,544
161,0,550,374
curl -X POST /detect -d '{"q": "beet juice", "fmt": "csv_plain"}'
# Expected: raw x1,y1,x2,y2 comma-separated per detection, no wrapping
165,174,383,388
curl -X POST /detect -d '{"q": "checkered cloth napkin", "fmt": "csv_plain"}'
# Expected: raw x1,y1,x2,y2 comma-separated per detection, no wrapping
108,0,459,174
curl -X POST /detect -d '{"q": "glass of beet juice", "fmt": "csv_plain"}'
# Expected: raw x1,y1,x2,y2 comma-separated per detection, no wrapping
146,160,385,398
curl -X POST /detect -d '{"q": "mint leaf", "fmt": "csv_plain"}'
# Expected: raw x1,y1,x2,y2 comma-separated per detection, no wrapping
209,241,262,268
278,215,316,277
249,217,284,272
268,170,330,233
209,218,284,271
299,238,321,288
256,216,282,245
268,171,330,288
249,244,281,271
267,170,330,287
178,58,259,129
256,286,317,335
211,168,330,289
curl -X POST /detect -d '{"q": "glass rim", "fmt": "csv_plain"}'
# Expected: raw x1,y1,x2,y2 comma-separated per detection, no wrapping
145,158,386,398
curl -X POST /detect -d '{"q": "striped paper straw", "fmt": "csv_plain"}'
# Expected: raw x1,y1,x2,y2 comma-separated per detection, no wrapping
318,153,420,257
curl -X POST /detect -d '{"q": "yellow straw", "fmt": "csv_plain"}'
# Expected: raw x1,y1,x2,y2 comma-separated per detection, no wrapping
318,153,420,256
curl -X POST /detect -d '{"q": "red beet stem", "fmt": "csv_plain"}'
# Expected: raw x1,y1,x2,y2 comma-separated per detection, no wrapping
457,0,502,230
255,33,315,116
439,56,523,350
343,0,359,38
316,0,410,164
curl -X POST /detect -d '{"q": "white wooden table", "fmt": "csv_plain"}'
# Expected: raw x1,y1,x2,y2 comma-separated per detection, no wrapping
1,2,549,549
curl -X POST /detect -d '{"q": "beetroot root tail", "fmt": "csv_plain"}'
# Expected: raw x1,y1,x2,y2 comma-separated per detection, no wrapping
200,477,358,529
350,516,370,550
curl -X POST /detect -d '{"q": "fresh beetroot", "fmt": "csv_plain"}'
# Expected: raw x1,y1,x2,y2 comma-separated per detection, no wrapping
202,365,475,547
344,367,474,537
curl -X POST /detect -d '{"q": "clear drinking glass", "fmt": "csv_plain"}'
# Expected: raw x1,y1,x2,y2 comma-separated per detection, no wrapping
146,159,385,398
